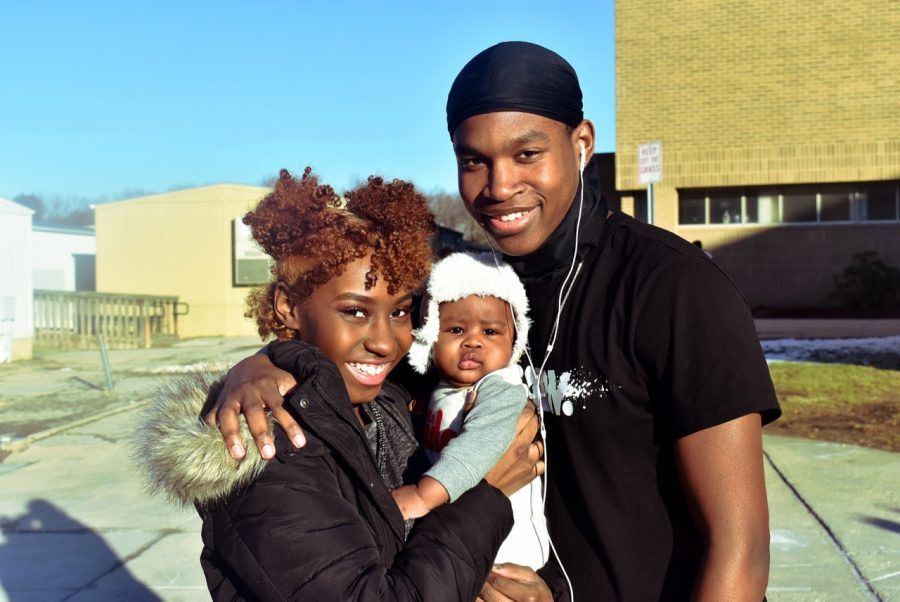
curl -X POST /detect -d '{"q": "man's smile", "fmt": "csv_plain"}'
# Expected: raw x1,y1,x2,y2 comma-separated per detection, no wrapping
482,207,537,236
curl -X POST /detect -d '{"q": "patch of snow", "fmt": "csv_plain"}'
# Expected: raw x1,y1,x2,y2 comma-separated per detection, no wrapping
770,530,807,548
762,336,900,371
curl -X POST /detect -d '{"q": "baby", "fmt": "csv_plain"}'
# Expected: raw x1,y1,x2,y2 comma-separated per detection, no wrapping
392,252,549,569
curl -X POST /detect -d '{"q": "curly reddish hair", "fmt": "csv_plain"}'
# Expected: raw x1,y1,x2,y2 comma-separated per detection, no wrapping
244,167,436,340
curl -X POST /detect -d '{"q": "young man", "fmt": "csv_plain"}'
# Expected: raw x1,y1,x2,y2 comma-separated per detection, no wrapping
209,42,780,600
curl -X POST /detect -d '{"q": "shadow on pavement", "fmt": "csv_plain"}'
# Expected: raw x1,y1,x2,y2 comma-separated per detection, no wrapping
0,499,160,600
860,508,900,536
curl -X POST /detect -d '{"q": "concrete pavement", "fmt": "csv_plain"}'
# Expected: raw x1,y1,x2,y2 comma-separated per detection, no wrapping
1,333,898,601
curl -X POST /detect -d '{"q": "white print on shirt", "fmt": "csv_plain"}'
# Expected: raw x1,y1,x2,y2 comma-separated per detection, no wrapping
525,367,618,417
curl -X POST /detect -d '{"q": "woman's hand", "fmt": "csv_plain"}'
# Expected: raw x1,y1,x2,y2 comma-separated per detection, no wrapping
484,403,543,497
203,353,302,460
478,563,553,602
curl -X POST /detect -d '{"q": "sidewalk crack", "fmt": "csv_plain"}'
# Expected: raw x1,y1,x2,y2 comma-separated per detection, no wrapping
764,451,883,601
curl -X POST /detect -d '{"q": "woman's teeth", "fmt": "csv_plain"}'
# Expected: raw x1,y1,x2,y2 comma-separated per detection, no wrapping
349,363,386,376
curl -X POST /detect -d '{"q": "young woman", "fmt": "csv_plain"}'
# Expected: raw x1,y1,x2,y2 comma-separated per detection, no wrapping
135,169,540,600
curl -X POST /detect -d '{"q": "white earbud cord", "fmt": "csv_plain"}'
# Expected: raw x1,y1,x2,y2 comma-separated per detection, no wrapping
483,158,585,602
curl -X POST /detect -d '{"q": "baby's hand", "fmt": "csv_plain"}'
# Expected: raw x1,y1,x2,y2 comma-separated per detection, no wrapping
391,477,450,520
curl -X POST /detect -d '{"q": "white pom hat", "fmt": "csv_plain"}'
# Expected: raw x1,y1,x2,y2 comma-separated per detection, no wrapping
409,252,530,374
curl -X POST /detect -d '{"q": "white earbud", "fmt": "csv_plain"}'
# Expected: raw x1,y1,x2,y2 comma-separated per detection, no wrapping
579,143,586,172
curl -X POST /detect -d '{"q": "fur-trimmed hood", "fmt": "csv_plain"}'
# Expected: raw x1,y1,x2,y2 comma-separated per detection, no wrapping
131,369,272,507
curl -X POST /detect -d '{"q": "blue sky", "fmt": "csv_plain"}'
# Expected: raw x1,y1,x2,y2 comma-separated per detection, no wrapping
0,1,615,203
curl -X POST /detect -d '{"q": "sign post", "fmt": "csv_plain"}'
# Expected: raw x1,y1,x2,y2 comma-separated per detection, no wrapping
638,142,662,224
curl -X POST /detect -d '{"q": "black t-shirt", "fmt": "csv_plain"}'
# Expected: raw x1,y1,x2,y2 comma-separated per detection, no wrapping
511,192,781,600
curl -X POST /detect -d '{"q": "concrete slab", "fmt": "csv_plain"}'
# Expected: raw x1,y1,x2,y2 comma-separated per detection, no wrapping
0,407,203,601
766,458,872,600
765,434,900,600
91,531,206,599
0,530,160,601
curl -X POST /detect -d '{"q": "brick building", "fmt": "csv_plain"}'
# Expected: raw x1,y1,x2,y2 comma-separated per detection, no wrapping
615,0,900,308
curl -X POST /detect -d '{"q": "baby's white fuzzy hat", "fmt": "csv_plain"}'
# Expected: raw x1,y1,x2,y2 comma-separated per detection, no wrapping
409,252,530,374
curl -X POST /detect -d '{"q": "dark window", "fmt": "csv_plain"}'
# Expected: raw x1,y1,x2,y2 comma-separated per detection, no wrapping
820,189,852,222
632,190,649,223
73,254,96,292
782,191,817,223
710,196,742,224
676,181,898,226
679,194,705,224
860,183,898,221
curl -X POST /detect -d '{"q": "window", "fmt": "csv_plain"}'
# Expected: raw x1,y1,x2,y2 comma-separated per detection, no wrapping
233,220,272,286
678,181,899,226
782,191,817,223
745,193,779,224
710,196,742,224
860,184,898,221
679,194,706,224
820,190,852,222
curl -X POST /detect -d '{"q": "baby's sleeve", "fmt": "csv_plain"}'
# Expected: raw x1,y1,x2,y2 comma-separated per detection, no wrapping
425,369,528,502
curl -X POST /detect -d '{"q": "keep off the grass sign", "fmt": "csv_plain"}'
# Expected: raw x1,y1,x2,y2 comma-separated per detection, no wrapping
638,142,662,185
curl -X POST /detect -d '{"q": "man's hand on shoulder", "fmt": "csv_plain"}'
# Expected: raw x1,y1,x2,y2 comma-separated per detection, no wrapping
203,351,303,460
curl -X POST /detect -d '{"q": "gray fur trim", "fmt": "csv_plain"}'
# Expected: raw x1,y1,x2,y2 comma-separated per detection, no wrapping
130,368,272,507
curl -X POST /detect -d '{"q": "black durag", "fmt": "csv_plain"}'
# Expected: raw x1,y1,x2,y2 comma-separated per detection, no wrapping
446,41,583,137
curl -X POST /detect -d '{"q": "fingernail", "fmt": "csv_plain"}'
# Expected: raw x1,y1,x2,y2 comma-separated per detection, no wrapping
231,444,245,459
262,444,274,458
293,434,305,447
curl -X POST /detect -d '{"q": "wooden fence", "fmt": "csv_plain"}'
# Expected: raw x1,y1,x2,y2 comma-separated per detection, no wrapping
33,290,188,350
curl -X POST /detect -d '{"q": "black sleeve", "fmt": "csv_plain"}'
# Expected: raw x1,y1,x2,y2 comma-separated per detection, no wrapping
635,257,781,439
267,339,324,382
537,553,572,602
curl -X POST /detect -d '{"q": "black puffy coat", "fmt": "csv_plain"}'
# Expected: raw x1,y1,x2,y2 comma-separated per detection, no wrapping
193,341,514,600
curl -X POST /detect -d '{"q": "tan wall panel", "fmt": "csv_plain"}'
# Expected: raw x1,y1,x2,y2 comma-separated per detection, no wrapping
96,185,269,338
616,0,900,190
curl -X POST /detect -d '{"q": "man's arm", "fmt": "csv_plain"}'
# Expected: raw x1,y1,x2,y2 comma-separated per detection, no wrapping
675,413,770,601
203,350,304,459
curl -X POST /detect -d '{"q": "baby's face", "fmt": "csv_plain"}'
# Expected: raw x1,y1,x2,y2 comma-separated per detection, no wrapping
432,295,515,388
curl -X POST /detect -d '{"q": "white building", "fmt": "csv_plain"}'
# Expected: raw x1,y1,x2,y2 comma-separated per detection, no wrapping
0,197,34,361
31,225,96,291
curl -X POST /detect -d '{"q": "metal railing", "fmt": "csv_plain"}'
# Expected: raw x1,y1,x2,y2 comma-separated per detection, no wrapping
33,290,188,350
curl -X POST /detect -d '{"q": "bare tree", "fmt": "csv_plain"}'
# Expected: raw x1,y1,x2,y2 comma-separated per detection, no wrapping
426,193,489,245
14,194,45,222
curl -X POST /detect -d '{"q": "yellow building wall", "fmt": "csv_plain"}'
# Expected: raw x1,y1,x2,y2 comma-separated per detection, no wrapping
615,0,900,307
96,185,270,339
616,0,900,196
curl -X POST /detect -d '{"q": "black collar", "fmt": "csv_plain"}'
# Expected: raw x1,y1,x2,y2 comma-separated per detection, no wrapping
505,180,609,284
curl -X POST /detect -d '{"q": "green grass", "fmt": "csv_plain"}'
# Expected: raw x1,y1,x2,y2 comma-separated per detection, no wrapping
768,361,900,407
767,361,900,451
